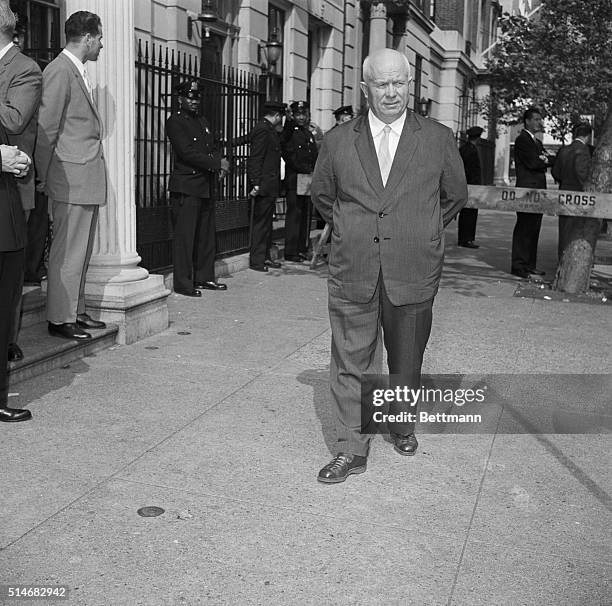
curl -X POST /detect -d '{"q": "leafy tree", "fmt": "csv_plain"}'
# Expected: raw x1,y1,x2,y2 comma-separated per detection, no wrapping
485,1,612,293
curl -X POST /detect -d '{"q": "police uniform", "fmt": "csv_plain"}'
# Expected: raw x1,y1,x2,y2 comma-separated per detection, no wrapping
247,101,285,271
281,101,318,260
166,81,226,295
457,126,483,247
331,105,354,129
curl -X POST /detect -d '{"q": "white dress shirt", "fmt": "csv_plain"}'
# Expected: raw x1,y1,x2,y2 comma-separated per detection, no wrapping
62,48,93,98
368,109,407,170
0,41,14,62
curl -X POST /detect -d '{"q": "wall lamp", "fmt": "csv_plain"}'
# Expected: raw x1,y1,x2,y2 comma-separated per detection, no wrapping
417,97,432,117
187,0,218,41
258,28,282,72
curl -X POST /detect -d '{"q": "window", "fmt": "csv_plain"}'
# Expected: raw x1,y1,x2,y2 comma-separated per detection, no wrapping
10,0,60,67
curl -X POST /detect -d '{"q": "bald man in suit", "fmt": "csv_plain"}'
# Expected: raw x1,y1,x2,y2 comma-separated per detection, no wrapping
35,10,106,341
312,49,467,483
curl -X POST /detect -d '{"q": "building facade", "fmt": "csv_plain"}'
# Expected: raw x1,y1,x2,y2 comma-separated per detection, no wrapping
9,0,504,342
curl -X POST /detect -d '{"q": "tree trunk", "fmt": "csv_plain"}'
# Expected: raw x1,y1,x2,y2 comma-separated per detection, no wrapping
554,102,612,293
553,217,602,292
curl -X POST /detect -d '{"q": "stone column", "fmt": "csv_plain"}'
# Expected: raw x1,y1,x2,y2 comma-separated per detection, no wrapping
64,0,169,343
369,2,388,53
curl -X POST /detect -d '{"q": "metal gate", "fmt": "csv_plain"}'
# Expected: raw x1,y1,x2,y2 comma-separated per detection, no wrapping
135,40,264,272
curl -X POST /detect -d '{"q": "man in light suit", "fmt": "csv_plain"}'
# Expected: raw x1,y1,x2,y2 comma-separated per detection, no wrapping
0,3,42,362
35,11,106,341
311,49,467,483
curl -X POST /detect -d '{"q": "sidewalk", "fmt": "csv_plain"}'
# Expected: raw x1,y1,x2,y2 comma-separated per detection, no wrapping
1,210,610,606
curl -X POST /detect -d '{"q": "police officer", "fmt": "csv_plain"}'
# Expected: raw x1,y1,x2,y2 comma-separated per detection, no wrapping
247,101,285,272
331,104,354,129
457,125,483,248
166,80,229,296
281,101,318,262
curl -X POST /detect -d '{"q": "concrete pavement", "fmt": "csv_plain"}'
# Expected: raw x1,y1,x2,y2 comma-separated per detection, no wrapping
1,210,610,605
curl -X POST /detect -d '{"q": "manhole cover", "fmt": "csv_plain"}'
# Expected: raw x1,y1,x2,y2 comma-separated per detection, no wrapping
137,506,165,517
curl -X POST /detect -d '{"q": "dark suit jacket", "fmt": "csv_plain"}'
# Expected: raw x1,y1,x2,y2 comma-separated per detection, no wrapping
459,140,481,185
166,110,222,198
36,52,106,205
311,111,467,306
514,129,548,188
551,139,591,191
247,118,281,198
0,123,27,252
0,44,42,211
281,121,318,190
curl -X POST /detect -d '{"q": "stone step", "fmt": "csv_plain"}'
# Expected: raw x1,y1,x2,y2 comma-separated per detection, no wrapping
8,321,119,386
20,285,46,329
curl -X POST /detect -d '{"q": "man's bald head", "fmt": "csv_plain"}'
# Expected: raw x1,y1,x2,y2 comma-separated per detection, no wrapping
360,49,412,124
362,49,411,84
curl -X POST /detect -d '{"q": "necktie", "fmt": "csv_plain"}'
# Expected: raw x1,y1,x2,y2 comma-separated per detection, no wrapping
379,125,392,186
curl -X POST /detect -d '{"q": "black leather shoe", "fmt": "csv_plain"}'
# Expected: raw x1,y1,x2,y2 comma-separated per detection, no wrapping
8,343,23,362
511,270,543,281
264,259,282,268
249,265,268,272
175,288,202,297
77,313,106,330
317,453,367,484
0,405,32,422
284,254,303,262
48,322,92,340
391,433,418,456
195,281,228,291
458,241,479,249
528,267,546,276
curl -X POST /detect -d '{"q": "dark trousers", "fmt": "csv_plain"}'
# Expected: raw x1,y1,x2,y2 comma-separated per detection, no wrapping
328,275,433,457
24,191,49,282
249,195,274,267
511,212,543,272
458,208,478,243
0,249,24,404
284,190,310,256
171,193,216,292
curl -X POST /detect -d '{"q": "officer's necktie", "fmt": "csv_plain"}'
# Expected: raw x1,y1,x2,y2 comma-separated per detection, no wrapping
379,125,392,186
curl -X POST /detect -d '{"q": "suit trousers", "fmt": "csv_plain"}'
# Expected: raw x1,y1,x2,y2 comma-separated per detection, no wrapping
249,195,274,267
47,202,98,324
328,275,433,457
171,193,216,292
0,249,24,403
10,209,28,344
458,208,478,243
25,191,49,281
284,190,310,256
511,211,543,272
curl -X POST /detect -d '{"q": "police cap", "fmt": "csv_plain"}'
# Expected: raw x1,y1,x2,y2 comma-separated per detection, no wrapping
290,100,309,113
466,126,484,138
263,101,286,115
175,80,201,99
333,105,353,119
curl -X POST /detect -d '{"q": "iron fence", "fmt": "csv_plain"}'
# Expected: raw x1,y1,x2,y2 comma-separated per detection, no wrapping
135,39,265,272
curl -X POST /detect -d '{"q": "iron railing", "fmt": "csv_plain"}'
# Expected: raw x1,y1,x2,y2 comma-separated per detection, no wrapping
135,39,265,272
